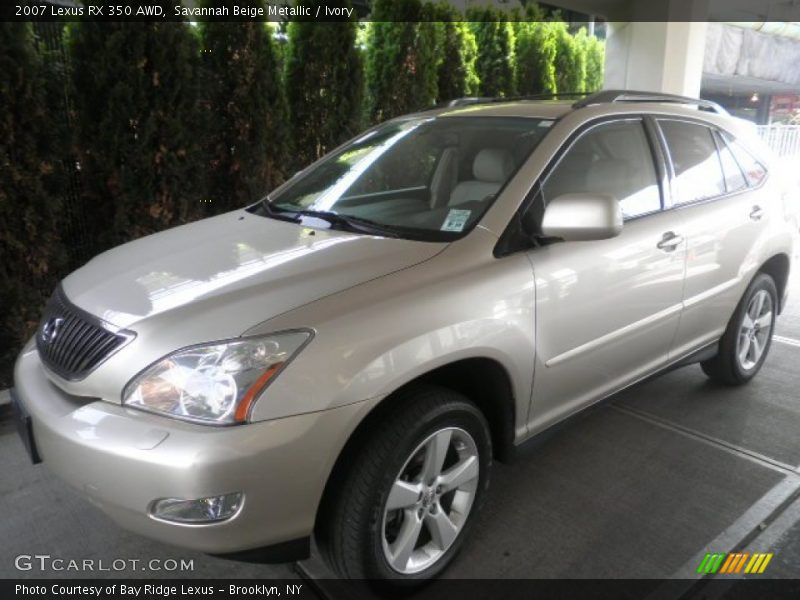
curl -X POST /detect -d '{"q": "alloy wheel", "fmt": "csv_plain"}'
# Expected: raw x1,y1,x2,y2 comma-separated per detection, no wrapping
737,289,774,371
381,427,480,575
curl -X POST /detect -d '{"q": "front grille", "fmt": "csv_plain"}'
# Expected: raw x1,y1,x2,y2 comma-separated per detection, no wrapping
36,286,134,381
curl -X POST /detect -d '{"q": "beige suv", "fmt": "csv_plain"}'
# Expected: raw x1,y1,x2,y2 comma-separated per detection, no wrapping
12,91,795,584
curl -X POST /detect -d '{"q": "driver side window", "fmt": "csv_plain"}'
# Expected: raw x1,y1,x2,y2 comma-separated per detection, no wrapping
542,119,662,220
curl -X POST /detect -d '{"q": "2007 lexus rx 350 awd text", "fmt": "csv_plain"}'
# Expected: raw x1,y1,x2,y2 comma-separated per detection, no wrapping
12,91,795,584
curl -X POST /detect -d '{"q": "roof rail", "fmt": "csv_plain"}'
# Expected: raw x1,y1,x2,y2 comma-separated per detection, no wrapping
572,90,728,115
444,97,496,107
444,92,592,108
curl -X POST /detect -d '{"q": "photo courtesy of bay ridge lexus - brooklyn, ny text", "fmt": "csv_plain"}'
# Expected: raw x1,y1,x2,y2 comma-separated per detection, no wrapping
2,0,800,599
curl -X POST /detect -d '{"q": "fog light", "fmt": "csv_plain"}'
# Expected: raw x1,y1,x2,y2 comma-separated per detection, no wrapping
150,492,243,524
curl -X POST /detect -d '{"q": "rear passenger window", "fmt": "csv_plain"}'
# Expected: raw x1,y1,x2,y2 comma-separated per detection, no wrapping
542,119,661,219
714,131,748,193
659,120,725,205
722,132,768,187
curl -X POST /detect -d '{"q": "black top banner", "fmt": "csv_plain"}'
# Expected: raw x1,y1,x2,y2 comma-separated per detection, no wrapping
6,1,350,22
3,0,800,23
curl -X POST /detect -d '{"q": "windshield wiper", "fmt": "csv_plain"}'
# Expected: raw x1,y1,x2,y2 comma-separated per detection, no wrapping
261,201,442,240
283,208,404,238
260,199,302,223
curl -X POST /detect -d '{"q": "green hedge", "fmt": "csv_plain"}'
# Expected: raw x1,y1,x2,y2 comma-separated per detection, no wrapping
433,4,479,101
285,0,363,167
0,13,604,387
0,23,69,385
201,3,289,213
69,21,205,247
516,21,558,95
367,0,439,121
468,7,517,98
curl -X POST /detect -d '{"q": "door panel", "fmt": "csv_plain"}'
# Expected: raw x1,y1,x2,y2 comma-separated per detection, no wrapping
668,193,766,357
656,120,769,358
523,118,687,434
527,212,686,432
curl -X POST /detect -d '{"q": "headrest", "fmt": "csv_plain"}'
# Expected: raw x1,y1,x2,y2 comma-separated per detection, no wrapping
473,149,514,183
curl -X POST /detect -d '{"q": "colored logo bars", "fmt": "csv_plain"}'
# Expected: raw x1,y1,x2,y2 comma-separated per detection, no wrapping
697,552,773,574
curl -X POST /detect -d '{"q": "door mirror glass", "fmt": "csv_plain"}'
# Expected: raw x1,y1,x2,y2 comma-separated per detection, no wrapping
540,193,623,241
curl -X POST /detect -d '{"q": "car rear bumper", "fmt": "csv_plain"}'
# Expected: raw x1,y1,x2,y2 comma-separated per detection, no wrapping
13,342,376,556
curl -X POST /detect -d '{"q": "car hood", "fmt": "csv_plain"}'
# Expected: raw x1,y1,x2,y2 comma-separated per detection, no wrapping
62,210,445,335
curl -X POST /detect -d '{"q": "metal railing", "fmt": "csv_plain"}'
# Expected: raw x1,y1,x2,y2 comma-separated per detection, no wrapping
757,125,800,158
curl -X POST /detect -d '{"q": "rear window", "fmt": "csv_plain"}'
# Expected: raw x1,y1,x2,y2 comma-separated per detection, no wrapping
714,130,748,193
721,132,768,187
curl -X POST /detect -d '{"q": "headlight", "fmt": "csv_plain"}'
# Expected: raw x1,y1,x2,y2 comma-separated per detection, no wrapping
122,331,312,425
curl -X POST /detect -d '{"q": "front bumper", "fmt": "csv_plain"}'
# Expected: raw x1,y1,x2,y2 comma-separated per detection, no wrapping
13,343,376,555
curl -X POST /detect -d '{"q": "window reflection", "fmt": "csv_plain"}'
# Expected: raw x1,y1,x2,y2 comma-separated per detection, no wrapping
542,119,661,219
270,116,554,237
659,120,726,204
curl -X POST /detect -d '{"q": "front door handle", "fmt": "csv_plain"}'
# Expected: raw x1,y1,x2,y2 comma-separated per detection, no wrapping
657,231,684,252
750,205,765,221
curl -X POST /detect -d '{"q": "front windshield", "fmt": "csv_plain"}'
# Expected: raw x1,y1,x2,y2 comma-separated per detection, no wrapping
266,116,554,241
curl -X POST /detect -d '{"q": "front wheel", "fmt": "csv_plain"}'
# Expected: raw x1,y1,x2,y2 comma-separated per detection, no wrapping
318,385,492,585
701,273,777,385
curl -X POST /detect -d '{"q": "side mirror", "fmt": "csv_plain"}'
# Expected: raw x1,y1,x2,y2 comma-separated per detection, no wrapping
540,193,623,242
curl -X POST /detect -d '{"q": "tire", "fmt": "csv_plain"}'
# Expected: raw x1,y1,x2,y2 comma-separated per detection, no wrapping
701,273,778,385
318,385,492,585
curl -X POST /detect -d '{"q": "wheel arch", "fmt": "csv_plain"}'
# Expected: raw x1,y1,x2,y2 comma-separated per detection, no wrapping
314,357,516,537
758,253,790,313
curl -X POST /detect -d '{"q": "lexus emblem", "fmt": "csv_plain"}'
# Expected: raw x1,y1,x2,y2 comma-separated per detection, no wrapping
40,317,64,344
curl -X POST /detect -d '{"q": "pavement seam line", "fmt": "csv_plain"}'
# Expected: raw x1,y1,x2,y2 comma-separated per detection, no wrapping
612,404,798,475
774,334,800,348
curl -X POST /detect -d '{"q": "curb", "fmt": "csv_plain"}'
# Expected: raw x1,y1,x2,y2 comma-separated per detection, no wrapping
0,389,9,407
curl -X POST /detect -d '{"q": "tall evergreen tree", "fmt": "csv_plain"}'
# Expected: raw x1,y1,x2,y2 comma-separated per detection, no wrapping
468,7,517,97
200,1,289,211
515,21,558,95
366,0,439,122
285,0,362,169
583,31,605,92
554,22,587,94
70,10,203,247
433,3,479,101
0,23,68,386
569,28,591,93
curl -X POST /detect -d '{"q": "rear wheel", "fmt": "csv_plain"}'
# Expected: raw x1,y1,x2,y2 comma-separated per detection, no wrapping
701,273,777,385
318,385,491,585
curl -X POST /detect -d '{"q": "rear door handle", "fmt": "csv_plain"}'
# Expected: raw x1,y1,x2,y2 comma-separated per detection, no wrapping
657,231,684,252
750,205,765,221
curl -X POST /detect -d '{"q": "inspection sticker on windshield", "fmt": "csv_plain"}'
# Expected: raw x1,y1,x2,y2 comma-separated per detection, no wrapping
441,209,471,232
